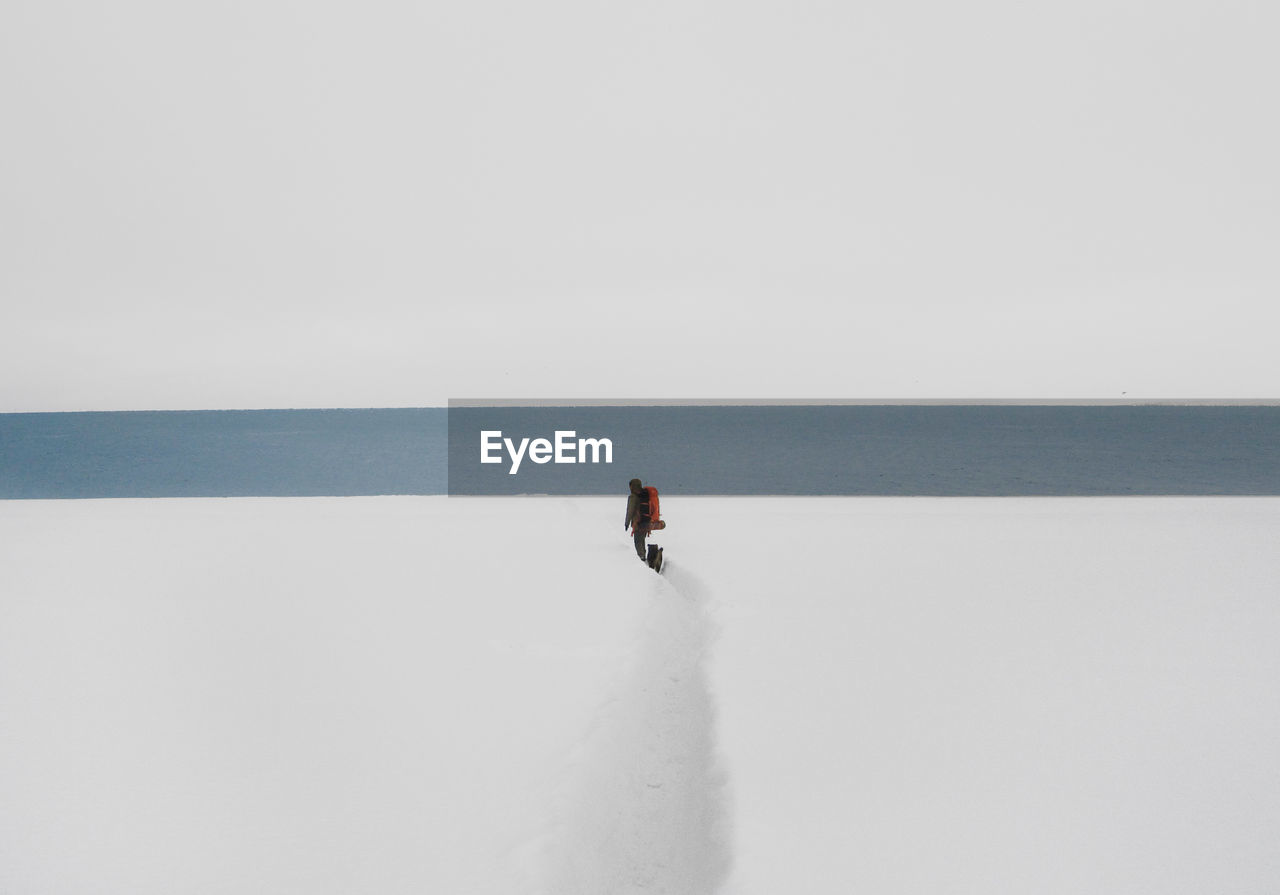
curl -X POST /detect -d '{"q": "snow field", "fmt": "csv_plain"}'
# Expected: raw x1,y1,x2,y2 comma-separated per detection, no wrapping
674,498,1280,894
2,496,1278,894
533,560,732,895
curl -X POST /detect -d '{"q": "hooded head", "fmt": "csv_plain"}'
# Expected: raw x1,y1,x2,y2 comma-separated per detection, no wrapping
629,478,643,494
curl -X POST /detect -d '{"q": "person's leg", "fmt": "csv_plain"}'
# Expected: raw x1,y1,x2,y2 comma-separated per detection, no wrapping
633,528,647,560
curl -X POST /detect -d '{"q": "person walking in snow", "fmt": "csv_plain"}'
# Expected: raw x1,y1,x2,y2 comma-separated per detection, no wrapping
624,477,653,562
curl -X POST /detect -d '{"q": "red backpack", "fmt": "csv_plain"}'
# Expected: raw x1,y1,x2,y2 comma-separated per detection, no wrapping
643,486,666,530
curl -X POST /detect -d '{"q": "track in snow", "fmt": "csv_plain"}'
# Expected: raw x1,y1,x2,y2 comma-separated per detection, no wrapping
538,562,733,895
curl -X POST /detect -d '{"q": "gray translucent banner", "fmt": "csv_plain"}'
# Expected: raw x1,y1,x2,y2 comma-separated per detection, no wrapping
448,403,1280,496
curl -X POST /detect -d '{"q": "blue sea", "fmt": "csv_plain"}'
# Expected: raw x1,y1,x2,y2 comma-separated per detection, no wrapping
2,405,1278,498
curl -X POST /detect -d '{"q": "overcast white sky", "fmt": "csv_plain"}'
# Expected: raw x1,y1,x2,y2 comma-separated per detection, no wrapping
3,0,1277,410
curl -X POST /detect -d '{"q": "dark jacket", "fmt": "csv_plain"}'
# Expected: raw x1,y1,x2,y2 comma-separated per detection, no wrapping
625,480,651,532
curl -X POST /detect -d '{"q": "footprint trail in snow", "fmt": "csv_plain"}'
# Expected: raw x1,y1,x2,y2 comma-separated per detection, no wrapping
539,563,733,895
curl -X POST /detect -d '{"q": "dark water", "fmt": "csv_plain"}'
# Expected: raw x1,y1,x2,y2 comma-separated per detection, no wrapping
0,409,446,498
3,405,1278,498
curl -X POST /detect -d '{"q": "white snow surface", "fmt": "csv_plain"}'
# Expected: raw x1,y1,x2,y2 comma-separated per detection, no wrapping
2,496,1279,894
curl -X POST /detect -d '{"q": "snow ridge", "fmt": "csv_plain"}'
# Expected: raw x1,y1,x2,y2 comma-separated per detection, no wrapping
539,563,733,895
